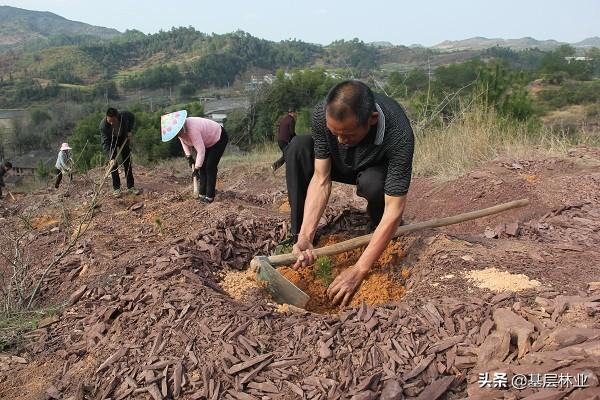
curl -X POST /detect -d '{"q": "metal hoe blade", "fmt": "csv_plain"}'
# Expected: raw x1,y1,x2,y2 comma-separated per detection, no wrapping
252,256,309,309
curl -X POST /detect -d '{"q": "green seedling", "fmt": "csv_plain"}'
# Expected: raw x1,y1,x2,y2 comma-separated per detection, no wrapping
0,306,62,351
154,217,165,234
314,256,333,286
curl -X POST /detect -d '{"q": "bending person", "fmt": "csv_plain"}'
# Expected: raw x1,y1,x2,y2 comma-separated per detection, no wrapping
161,111,229,203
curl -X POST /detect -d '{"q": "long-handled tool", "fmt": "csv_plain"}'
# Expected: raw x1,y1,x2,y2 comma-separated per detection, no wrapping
252,198,530,309
192,166,199,197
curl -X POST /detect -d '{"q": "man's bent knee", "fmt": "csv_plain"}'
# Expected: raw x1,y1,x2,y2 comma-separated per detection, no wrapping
356,168,385,201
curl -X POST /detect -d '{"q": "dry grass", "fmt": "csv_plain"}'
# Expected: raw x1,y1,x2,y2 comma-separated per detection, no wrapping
155,142,280,175
220,142,280,166
413,104,596,181
153,158,189,178
8,179,49,195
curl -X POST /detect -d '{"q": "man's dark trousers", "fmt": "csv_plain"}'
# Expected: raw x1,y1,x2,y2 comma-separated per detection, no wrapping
285,135,385,235
110,141,134,190
272,140,291,171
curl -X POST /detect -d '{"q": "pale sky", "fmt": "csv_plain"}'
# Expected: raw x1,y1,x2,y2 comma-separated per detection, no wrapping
2,0,598,46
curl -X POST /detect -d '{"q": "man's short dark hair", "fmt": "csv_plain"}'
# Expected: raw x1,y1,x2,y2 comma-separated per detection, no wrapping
3,161,12,169
288,106,296,113
106,107,119,117
325,80,375,126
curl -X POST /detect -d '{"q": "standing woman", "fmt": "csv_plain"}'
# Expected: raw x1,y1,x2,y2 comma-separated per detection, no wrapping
161,111,229,203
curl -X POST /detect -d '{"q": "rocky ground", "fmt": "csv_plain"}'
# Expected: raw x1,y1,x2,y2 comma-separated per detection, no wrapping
0,147,599,400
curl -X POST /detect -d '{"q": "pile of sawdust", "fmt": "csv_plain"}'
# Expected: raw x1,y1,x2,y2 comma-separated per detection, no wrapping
466,267,541,292
521,174,538,183
221,269,266,300
276,303,290,313
30,216,59,230
278,201,291,212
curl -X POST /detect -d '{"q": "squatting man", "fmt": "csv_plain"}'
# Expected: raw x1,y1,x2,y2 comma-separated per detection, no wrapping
285,80,414,307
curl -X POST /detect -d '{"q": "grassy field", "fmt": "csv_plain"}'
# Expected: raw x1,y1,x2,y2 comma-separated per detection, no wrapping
412,103,597,180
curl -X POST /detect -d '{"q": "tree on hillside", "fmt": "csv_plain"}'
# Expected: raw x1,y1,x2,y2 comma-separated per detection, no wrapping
386,69,429,98
121,65,182,90
69,112,105,171
585,47,600,77
540,44,591,82
225,69,342,147
29,109,52,126
91,80,118,101
46,62,83,84
325,39,378,73
483,47,545,70
187,53,244,87
434,59,483,92
9,79,58,104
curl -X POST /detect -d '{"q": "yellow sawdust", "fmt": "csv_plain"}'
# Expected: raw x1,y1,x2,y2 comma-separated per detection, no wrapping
221,269,266,300
521,174,538,183
466,267,541,292
278,201,291,213
30,216,59,230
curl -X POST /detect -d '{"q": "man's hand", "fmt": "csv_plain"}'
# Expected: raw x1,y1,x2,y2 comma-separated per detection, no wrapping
327,265,370,307
192,167,200,178
292,236,315,268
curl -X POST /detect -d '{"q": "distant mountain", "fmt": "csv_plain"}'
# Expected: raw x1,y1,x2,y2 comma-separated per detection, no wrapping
0,6,120,49
432,36,600,52
573,36,600,48
432,36,568,51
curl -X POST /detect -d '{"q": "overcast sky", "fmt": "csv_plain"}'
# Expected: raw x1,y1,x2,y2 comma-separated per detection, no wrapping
2,0,598,46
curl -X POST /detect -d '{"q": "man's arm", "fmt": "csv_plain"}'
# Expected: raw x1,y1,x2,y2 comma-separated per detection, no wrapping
328,194,406,306
293,157,332,267
99,120,114,159
356,194,406,269
299,158,332,242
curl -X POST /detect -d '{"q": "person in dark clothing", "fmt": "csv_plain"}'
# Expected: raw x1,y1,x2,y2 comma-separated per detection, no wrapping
286,80,414,307
271,107,297,172
0,161,13,199
100,107,138,197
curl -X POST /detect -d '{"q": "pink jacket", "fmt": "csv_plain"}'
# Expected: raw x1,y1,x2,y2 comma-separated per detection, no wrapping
178,117,222,169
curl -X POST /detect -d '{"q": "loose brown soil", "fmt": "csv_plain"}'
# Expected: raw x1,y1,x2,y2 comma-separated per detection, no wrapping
279,234,410,313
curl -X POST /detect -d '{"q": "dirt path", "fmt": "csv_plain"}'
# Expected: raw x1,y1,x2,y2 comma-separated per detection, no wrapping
0,147,599,399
